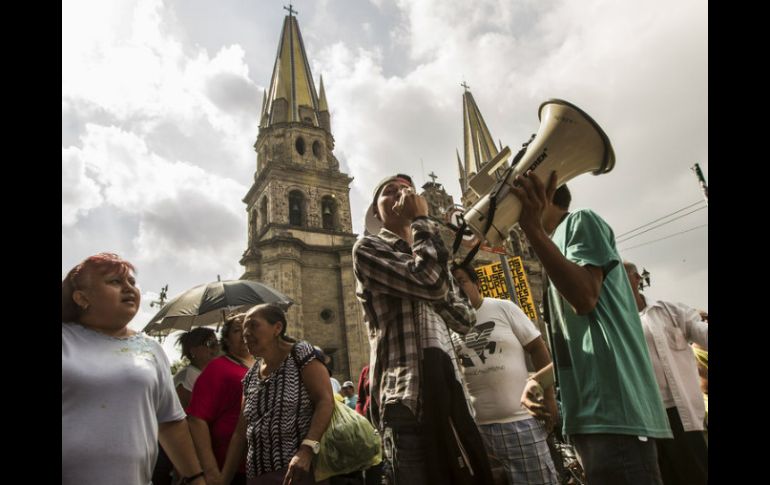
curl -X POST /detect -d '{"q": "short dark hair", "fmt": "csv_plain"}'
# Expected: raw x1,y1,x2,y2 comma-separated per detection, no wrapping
553,184,571,210
176,327,217,360
450,261,479,285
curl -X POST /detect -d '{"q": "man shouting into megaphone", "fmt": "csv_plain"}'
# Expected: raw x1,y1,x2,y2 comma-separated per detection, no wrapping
515,170,673,485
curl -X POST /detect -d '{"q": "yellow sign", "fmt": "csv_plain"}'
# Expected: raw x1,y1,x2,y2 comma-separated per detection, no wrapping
474,257,538,321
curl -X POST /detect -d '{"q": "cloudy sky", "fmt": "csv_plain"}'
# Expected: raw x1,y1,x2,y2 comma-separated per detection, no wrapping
62,0,708,362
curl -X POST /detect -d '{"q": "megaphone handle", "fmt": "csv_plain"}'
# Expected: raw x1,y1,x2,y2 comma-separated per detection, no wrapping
510,134,536,169
490,135,533,200
461,133,537,262
451,220,467,255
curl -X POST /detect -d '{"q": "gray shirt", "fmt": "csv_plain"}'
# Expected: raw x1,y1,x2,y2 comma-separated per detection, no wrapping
62,323,185,485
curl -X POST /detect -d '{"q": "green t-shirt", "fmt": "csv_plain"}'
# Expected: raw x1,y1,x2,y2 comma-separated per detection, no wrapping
549,209,672,439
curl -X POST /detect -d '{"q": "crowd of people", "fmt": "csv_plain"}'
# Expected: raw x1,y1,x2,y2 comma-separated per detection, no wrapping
62,170,707,485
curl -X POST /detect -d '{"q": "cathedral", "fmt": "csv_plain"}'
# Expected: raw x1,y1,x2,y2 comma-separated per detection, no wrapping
240,12,546,383
239,12,368,382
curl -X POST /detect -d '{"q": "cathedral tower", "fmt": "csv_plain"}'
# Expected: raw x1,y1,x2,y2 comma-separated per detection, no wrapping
240,10,368,380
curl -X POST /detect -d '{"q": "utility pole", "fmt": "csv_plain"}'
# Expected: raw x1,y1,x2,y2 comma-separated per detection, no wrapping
691,163,708,205
150,284,169,342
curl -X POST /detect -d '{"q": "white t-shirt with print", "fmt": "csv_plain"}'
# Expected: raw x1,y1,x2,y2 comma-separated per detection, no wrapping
452,298,540,424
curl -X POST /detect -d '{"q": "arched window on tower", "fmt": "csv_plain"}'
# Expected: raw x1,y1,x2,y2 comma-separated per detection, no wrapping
259,196,268,229
288,190,305,227
249,210,257,243
321,195,337,230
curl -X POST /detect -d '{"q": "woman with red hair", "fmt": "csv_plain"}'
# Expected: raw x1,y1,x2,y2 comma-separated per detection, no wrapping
62,252,207,485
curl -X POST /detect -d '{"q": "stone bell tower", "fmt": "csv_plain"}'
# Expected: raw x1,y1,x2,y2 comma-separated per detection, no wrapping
240,9,368,381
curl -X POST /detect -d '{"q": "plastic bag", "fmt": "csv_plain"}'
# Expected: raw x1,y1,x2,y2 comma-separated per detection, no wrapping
314,400,382,481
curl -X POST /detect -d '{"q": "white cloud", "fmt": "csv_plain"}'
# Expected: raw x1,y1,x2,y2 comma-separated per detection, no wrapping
62,147,104,225
63,123,246,267
64,0,708,358
62,0,260,177
314,0,707,310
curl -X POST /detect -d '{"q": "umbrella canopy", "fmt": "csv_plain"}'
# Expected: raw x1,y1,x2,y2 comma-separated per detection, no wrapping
142,280,293,336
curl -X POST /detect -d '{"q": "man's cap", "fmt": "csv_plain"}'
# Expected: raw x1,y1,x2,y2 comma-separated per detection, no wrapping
364,173,415,236
342,380,355,388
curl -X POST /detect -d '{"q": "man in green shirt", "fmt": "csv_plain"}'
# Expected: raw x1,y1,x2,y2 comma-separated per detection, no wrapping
512,171,672,485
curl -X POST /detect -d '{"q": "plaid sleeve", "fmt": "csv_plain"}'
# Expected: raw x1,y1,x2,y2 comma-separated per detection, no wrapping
353,218,450,302
433,271,476,335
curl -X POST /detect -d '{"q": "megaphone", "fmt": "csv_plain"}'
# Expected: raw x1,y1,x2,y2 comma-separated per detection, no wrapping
463,99,615,247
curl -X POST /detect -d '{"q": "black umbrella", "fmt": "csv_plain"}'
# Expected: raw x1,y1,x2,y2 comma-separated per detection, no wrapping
142,279,293,336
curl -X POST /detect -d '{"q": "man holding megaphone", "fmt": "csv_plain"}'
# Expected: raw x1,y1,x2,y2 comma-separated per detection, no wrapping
514,171,672,485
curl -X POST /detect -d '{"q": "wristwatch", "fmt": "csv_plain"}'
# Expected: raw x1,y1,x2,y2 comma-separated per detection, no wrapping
301,438,321,454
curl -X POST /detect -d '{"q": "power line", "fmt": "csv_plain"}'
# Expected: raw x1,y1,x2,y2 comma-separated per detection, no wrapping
616,200,705,239
616,206,707,243
618,224,708,252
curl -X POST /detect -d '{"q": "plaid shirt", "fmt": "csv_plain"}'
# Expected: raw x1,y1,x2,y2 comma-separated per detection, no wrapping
352,216,476,429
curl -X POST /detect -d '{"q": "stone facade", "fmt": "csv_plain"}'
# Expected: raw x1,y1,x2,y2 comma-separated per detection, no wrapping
240,123,369,382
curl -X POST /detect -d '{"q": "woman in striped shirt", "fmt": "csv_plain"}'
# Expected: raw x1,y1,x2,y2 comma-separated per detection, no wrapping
222,304,334,485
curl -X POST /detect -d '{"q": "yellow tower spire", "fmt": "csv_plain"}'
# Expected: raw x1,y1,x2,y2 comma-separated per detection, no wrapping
318,74,329,112
461,84,500,179
259,89,268,128
265,11,321,126
457,148,467,194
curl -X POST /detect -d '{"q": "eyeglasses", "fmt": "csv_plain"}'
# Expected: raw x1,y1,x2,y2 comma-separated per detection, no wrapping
204,339,220,349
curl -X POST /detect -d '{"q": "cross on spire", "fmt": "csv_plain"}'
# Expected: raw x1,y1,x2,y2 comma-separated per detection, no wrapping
460,81,470,92
428,171,438,183
284,3,297,16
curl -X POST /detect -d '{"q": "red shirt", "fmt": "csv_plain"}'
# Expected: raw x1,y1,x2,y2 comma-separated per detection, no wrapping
355,364,372,420
186,356,249,470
